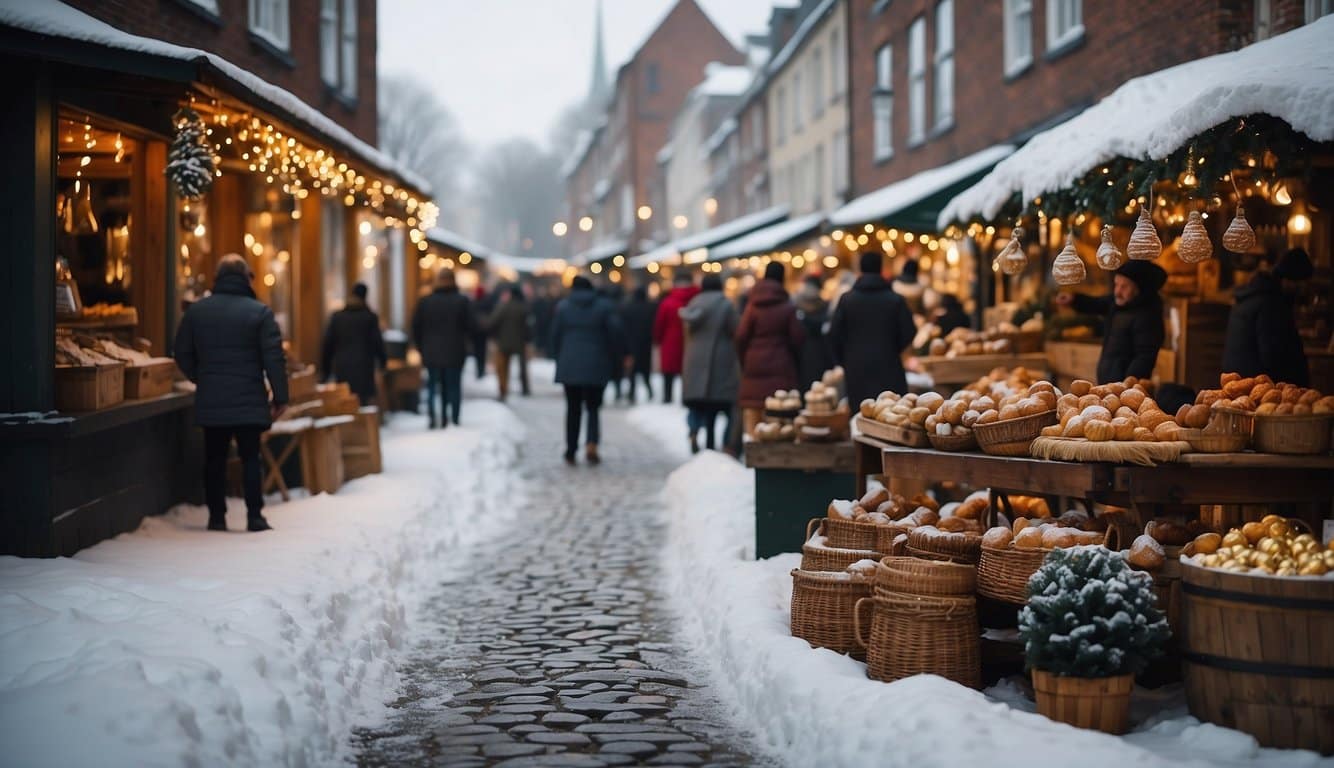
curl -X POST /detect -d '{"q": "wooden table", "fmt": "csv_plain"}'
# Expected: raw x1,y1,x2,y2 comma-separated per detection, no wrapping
744,440,857,559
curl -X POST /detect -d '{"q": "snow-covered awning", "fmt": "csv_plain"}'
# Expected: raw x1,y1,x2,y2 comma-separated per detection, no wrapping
426,228,555,275
830,144,1014,230
708,211,827,261
572,238,628,267
427,227,490,258
0,0,430,195
627,205,789,268
939,17,1334,226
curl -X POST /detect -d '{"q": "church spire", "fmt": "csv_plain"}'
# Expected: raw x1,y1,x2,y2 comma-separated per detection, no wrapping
587,0,610,109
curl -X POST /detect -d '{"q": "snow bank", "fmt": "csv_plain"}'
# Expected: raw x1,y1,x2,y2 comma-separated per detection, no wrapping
940,16,1334,225
656,454,1328,768
0,403,523,767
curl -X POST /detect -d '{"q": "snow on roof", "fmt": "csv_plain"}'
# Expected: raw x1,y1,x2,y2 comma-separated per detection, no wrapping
628,205,788,267
427,227,491,258
0,0,431,195
765,0,837,78
704,117,738,156
939,17,1334,226
709,210,826,260
572,238,628,267
830,144,1015,227
561,128,600,179
657,142,675,166
696,63,753,97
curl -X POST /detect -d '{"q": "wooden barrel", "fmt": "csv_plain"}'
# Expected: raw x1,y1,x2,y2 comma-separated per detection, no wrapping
1180,560,1334,755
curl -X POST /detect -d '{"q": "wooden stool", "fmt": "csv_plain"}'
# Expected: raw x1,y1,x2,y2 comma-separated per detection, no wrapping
340,406,383,480
262,417,314,501
301,416,350,494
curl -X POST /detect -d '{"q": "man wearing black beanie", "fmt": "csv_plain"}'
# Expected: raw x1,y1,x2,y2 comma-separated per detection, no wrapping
829,251,917,405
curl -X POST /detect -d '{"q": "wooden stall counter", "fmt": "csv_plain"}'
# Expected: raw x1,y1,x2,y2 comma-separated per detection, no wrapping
917,353,1049,389
744,440,857,560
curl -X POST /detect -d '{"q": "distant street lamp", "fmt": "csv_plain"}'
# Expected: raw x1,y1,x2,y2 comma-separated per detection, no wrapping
637,205,652,221
673,215,688,230
552,221,568,237
579,216,594,232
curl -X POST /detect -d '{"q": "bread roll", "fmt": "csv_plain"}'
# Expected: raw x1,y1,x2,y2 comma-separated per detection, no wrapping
909,406,931,426
955,496,987,520
1185,404,1211,429
1152,421,1180,441
916,392,945,412
1175,403,1192,427
1070,379,1093,396
875,500,900,518
1145,519,1191,546
938,516,970,532
1084,419,1114,442
1133,426,1157,442
1040,424,1063,437
976,409,1000,425
1128,535,1166,570
828,500,856,519
1013,516,1031,533
910,493,940,512
982,526,1014,548
1043,527,1079,549
1256,402,1278,415
1014,527,1045,549
1080,404,1112,422
1062,415,1087,438
1119,388,1146,411
1140,410,1172,430
1275,402,1295,415
1110,416,1136,441
1101,394,1122,413
1077,394,1101,411
1194,532,1222,554
910,506,940,527
859,488,890,510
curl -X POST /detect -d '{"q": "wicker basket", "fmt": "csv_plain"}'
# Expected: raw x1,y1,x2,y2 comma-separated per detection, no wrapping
1205,406,1254,438
802,519,883,571
977,527,1117,605
907,527,982,563
874,522,915,554
1178,428,1249,454
974,409,1058,456
928,430,979,452
854,593,982,688
1252,413,1333,455
823,516,881,550
877,555,976,596
790,569,873,658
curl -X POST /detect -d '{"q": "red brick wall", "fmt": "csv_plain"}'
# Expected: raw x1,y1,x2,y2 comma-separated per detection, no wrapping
62,0,377,144
845,0,1267,199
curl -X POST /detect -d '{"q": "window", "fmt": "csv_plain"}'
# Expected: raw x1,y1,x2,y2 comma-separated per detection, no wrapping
776,86,787,146
934,0,954,129
812,48,824,117
832,129,848,195
1046,0,1083,50
1308,0,1334,21
873,44,893,161
339,0,358,99
248,0,290,50
814,143,825,210
1004,0,1034,75
319,0,338,85
1254,0,1272,39
751,109,764,158
907,18,926,145
793,72,803,133
645,62,661,95
620,184,633,232
832,27,846,99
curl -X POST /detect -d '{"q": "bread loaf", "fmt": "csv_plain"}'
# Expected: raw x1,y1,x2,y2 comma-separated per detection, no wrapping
1128,534,1166,570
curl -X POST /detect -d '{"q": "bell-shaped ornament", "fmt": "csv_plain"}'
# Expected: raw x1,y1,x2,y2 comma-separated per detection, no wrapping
1178,210,1213,264
1221,204,1256,253
1095,225,1125,271
998,227,1027,275
1052,233,1086,286
1127,206,1161,261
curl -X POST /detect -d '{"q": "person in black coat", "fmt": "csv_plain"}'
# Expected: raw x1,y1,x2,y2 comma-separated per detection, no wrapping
1222,248,1312,386
828,251,917,405
551,276,624,465
1057,260,1167,384
173,254,287,532
412,269,475,428
471,285,497,380
935,293,971,336
320,282,386,406
793,276,833,388
621,285,657,402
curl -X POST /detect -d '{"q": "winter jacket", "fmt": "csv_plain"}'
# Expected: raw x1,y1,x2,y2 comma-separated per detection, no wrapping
1071,292,1165,384
794,284,833,388
1221,273,1309,386
828,274,916,405
680,290,740,406
320,297,387,402
552,286,622,387
735,280,806,409
621,296,658,374
486,297,531,355
173,271,288,427
412,287,474,369
653,285,700,375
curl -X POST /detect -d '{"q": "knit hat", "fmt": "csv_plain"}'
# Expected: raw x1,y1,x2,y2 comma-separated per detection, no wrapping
1272,248,1314,281
1115,260,1167,293
859,251,883,274
763,261,785,282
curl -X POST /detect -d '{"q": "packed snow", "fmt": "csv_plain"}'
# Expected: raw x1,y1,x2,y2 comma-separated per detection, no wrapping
0,404,523,767
650,450,1330,768
940,16,1334,225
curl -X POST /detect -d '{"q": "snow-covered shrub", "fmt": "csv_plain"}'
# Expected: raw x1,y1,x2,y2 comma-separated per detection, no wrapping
1019,546,1169,678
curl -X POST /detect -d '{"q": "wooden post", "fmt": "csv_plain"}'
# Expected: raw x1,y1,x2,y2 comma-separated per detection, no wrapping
295,192,324,365
131,139,168,355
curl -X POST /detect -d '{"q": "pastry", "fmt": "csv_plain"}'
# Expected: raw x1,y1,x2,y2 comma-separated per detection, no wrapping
1128,535,1167,570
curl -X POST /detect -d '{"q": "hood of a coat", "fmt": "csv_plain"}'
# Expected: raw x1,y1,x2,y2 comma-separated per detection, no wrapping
213,271,256,298
748,280,789,307
681,290,728,322
567,287,599,307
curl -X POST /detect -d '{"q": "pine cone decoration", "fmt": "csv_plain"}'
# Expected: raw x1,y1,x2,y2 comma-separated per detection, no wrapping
1052,233,1086,286
1221,205,1256,253
1178,210,1213,264
1127,207,1161,261
1095,225,1125,271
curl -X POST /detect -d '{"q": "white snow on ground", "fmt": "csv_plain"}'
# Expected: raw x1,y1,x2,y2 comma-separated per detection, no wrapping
0,402,523,768
653,452,1330,768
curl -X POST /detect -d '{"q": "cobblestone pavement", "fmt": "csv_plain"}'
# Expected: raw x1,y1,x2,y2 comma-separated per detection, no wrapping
355,394,764,768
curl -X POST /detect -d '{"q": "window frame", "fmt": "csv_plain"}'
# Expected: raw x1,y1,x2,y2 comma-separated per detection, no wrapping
907,17,926,146
933,0,954,130
793,71,804,133
776,86,787,146
1004,0,1033,77
831,27,845,99
248,0,291,51
319,0,338,86
644,62,661,95
1045,0,1084,52
811,47,825,118
873,43,894,162
339,0,358,99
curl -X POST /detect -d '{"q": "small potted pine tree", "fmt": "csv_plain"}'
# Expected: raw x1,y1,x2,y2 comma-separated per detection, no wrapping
1019,546,1169,734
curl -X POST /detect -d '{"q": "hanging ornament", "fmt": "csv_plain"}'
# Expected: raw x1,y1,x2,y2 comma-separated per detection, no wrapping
996,227,1027,275
1222,204,1256,253
1127,204,1161,261
1052,233,1086,286
1178,210,1213,264
166,107,216,200
1095,224,1125,271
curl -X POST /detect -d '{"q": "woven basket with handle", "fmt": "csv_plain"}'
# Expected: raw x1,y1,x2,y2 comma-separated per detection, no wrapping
876,555,975,596
974,409,1058,456
823,516,881,550
928,430,979,452
977,526,1118,605
801,519,883,571
907,527,982,563
854,593,981,688
790,569,873,658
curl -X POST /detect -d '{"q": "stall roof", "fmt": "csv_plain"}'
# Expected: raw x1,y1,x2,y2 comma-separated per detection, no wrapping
426,227,551,275
939,17,1334,226
829,144,1014,230
0,0,430,195
572,238,628,267
709,211,827,261
628,205,789,268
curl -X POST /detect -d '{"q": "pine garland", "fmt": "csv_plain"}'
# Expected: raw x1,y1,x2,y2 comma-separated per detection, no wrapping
1019,547,1169,678
166,108,216,200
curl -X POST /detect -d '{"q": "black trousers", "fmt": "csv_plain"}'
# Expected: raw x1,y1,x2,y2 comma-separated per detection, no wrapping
204,425,265,520
662,373,677,404
626,370,653,402
564,385,603,455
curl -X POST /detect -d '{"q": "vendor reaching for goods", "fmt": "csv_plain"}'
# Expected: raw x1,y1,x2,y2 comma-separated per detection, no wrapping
1055,260,1167,383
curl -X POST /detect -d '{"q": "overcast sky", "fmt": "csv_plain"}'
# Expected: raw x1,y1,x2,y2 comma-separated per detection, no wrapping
377,0,777,151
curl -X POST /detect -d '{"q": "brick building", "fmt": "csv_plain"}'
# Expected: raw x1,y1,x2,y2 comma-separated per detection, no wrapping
564,0,744,265
61,0,377,143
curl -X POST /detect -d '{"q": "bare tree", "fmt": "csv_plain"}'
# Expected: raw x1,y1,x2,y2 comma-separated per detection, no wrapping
378,76,468,225
473,139,564,259
548,99,603,159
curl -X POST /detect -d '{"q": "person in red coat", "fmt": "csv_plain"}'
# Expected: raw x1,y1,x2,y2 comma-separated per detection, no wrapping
652,272,699,403
736,262,806,438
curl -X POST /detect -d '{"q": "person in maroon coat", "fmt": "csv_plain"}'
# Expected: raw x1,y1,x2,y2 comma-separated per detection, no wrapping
652,272,699,403
736,262,806,438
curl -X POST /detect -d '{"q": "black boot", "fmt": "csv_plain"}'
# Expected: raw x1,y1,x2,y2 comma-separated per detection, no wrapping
247,515,273,532
207,516,227,532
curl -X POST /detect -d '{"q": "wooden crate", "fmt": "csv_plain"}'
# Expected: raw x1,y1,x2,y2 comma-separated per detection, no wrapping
288,366,318,403
123,358,178,399
918,353,1049,386
55,363,125,411
300,418,346,495
340,407,383,479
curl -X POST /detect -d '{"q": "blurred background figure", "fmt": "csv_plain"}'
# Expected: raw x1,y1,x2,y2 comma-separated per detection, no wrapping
413,269,474,429
1223,248,1313,386
621,284,658,403
486,283,532,401
321,282,387,407
793,275,832,389
680,273,739,454
654,272,698,404
934,293,971,336
736,262,804,439
551,276,623,465
829,252,916,406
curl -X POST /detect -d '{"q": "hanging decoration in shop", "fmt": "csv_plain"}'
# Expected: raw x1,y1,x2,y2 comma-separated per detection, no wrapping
166,108,217,200
996,226,1028,275
1127,202,1162,261
1095,224,1126,270
1177,210,1213,263
1222,204,1256,253
1052,233,1086,286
